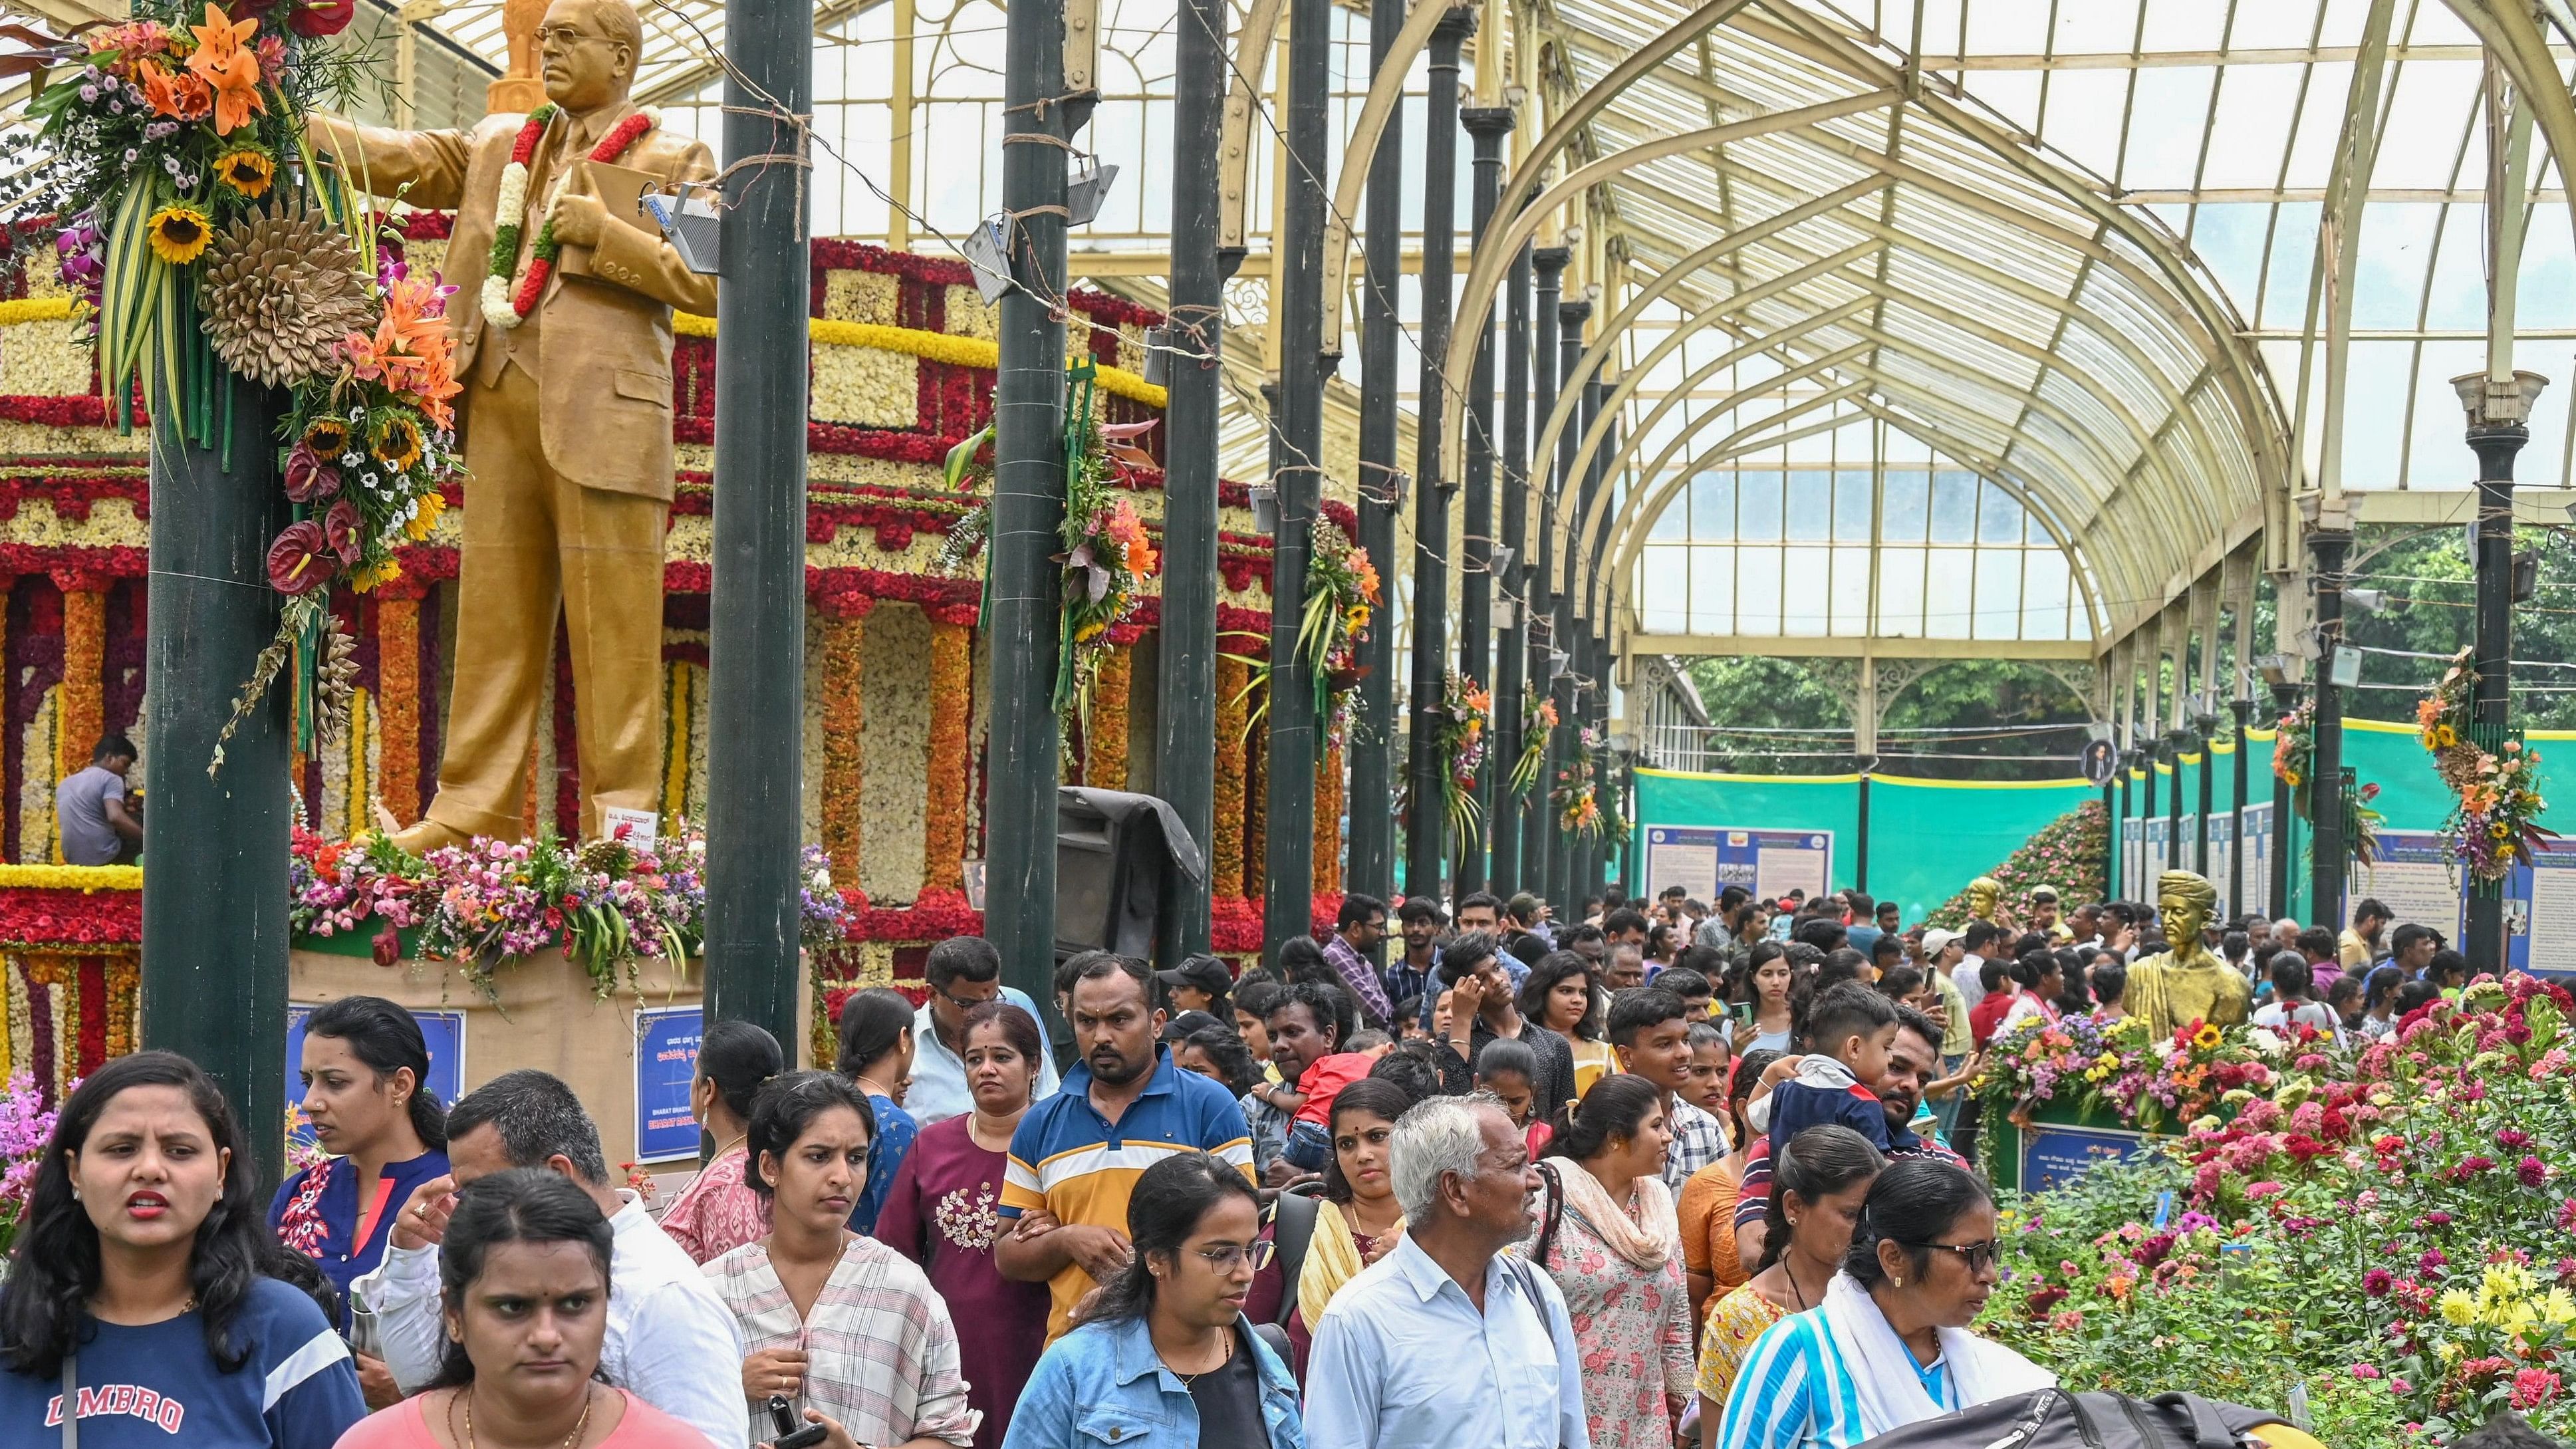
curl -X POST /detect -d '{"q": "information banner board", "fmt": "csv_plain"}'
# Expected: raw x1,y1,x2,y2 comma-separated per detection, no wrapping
2242,803,2273,918
634,1005,705,1163
2355,832,2468,945
2517,851,2576,976
2019,1122,2148,1193
287,1005,465,1148
1642,827,1833,904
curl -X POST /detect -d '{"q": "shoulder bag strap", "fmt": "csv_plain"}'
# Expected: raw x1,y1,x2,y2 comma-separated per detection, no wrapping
1269,1187,1320,1326
1530,1160,1566,1269
59,1352,74,1449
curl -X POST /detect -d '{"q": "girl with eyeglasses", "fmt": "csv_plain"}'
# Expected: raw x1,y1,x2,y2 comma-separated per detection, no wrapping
704,1072,976,1449
1710,1158,2052,1449
1003,1152,1305,1449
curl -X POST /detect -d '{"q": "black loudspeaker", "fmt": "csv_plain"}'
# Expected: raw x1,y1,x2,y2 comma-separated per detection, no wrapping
1055,787,1208,961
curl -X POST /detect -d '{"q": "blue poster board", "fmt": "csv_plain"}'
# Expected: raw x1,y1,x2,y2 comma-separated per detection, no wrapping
2019,1122,2146,1192
287,1004,465,1149
634,1005,705,1163
1642,826,1832,906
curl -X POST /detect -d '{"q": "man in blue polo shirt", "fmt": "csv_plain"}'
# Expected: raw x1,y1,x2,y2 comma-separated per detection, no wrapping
994,950,1255,1341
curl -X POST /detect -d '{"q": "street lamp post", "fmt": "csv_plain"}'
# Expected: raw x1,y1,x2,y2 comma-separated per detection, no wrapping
2452,370,2547,972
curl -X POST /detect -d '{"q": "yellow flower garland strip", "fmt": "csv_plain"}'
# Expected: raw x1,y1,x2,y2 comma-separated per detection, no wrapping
920,619,972,892
378,596,422,826
1313,738,1343,897
0,856,143,892
0,296,77,326
1085,642,1131,790
1245,684,1267,898
819,610,866,888
672,313,1170,408
56,585,106,805
662,661,695,825
104,953,138,1060
1213,654,1247,898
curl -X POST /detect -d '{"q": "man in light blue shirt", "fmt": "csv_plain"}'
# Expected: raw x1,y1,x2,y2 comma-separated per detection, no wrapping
906,935,1059,1125
1304,1095,1589,1449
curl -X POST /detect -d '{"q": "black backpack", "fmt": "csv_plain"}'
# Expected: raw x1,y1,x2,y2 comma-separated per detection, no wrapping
1856,1389,2295,1449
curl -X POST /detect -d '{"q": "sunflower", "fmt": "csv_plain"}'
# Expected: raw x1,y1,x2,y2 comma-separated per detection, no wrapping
2191,1023,2223,1051
350,557,403,593
370,414,424,471
146,204,215,265
404,487,446,541
214,147,275,198
303,416,351,456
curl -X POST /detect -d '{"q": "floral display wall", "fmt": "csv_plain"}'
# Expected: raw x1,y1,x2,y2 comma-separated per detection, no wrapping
0,221,1354,1059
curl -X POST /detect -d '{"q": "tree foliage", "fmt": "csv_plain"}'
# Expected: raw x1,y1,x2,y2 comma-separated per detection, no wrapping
1680,656,2094,779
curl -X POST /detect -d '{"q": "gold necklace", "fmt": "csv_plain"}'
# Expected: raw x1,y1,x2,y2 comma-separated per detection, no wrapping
463,1383,596,1449
1166,1329,1234,1387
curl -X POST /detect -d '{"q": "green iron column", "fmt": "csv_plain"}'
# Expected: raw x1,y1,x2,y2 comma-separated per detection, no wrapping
704,0,817,1053
1489,232,1531,898
1261,0,1330,951
1454,105,1511,895
143,374,291,1188
1345,0,1408,907
1402,13,1470,903
1156,0,1227,958
2308,531,2351,932
983,0,1071,1000
1523,248,1565,903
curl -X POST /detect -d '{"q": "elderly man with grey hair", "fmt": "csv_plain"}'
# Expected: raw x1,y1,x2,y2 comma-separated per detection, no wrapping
1302,1094,1590,1449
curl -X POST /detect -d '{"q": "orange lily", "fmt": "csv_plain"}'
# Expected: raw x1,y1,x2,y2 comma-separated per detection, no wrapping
184,3,265,134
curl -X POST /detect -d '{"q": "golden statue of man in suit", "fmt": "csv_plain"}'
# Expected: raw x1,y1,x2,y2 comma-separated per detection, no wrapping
2124,870,2252,1040
309,0,717,851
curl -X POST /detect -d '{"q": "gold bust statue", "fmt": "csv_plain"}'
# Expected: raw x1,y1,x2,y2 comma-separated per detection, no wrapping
2123,870,2252,1039
1965,876,2002,924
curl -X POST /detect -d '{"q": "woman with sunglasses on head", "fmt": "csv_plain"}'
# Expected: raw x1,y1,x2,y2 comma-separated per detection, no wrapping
0,1052,368,1448
660,1019,784,1266
1711,1158,2051,1449
705,1071,976,1449
872,1003,1052,1449
333,1168,708,1449
1003,1150,1301,1449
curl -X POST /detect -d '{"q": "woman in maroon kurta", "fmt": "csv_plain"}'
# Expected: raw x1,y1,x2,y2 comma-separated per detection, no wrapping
870,999,1052,1449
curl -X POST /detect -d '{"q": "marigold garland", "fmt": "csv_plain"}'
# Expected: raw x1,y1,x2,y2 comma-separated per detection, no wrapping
920,618,971,891
1245,690,1267,898
53,583,104,798
1085,643,1131,789
377,594,421,825
1313,738,1343,896
1213,654,1249,899
101,953,136,1060
819,608,866,887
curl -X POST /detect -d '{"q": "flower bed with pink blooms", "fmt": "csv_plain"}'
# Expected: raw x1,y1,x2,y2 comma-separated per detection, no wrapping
1988,975,2576,1443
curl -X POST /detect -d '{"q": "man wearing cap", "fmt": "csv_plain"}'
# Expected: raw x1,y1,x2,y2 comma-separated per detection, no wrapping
1156,953,1234,1018
2028,885,2073,944
1918,928,1975,1137
906,934,1061,1126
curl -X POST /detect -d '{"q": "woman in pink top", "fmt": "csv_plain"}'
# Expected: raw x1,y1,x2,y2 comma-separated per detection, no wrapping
661,1020,785,1263
330,1168,709,1449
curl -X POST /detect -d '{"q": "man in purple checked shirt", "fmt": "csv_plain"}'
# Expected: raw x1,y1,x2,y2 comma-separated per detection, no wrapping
1323,893,1394,1029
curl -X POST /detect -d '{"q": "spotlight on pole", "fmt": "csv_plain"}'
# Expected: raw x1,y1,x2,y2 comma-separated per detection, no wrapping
962,213,1015,304
2343,587,2388,615
1249,483,1279,535
1141,325,1170,386
1067,160,1120,227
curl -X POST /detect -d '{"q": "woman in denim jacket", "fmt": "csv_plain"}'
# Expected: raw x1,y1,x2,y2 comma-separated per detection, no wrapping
1001,1152,1306,1449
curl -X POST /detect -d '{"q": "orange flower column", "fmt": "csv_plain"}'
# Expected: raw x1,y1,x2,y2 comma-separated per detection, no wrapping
819,598,870,888
1085,641,1132,791
921,610,976,892
376,589,424,826
54,575,106,792
1213,654,1247,899
1245,680,1268,903
1313,736,1343,898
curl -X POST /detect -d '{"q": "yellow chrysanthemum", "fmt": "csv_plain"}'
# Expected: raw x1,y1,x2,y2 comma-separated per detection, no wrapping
2543,1288,2576,1327
146,205,214,265
214,147,275,198
2440,1289,2480,1326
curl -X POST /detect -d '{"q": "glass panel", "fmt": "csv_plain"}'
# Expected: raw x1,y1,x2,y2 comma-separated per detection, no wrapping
1691,473,1736,542
1929,470,1980,543
1924,550,1974,640
1737,471,1785,544
1881,471,1930,542
1976,481,2027,545
1690,547,1736,635
1785,470,1833,541
1648,493,1688,543
1876,546,1926,637
1782,546,1831,635
1834,470,1874,543
1736,547,1783,636
1972,549,2024,640
1640,549,1688,634
1829,543,1872,634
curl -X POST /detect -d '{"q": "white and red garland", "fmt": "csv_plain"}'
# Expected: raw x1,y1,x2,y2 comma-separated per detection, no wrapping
481,103,659,329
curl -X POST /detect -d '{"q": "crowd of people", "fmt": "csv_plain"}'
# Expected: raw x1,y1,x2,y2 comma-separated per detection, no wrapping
0,879,2498,1448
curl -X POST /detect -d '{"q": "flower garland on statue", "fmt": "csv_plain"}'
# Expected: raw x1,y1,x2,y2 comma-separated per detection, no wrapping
2419,646,2555,883
481,104,658,327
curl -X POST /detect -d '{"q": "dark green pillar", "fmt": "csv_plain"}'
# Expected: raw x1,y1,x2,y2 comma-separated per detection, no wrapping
143,374,290,1187
983,0,1071,1000
704,0,817,1053
2308,531,2351,934
1523,248,1567,902
1402,13,1470,904
1489,231,1531,898
1345,0,1408,907
1156,0,1227,959
1454,105,1512,895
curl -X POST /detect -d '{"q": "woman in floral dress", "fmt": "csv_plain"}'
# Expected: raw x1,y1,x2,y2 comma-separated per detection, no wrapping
871,1000,1051,1449
1527,1073,1695,1449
